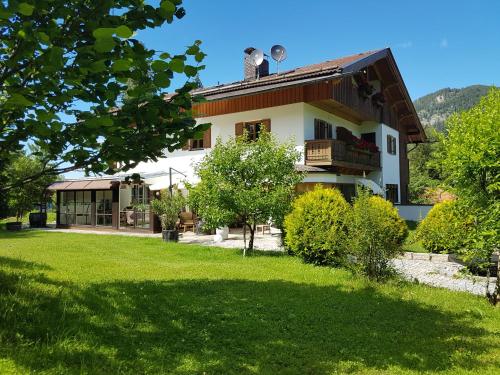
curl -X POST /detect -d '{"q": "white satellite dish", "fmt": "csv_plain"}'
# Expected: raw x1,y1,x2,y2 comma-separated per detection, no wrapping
249,48,264,67
271,44,287,73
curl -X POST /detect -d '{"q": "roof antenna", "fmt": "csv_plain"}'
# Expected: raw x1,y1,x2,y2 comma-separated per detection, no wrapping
271,44,287,74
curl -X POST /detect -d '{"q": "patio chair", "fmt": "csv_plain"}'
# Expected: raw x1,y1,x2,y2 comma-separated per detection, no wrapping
179,211,196,232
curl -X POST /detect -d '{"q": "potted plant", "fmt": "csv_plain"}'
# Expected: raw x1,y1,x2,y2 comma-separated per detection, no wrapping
150,189,185,242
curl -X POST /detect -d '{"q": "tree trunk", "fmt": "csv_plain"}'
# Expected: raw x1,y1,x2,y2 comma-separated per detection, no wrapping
248,222,256,252
242,221,247,256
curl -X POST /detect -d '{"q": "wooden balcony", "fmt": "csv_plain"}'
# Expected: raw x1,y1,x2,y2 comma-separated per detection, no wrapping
304,139,380,172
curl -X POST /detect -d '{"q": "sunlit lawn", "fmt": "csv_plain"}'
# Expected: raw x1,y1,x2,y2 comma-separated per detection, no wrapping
0,229,498,374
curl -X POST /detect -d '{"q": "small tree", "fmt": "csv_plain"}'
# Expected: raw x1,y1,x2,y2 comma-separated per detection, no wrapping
441,87,500,303
150,189,185,231
5,153,57,222
349,189,408,280
189,131,302,254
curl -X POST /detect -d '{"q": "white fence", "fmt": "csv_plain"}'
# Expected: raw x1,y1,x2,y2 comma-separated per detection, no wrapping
396,205,433,222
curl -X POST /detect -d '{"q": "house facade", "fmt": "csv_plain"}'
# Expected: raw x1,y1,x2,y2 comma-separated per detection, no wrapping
48,48,425,233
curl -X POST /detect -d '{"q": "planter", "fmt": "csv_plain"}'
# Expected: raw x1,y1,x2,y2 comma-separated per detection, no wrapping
6,222,22,231
214,226,229,242
162,229,179,242
29,212,47,228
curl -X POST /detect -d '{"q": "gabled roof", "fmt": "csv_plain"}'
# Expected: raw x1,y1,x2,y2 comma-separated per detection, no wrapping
192,50,382,98
186,48,425,143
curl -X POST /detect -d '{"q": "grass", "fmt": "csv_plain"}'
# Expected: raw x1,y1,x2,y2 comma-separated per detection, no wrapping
0,211,57,225
0,230,499,374
403,220,428,253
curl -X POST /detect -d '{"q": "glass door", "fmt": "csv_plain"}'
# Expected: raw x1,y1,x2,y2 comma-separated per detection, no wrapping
96,190,113,226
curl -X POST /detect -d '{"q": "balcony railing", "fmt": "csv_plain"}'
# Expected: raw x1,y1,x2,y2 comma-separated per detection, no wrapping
305,139,380,171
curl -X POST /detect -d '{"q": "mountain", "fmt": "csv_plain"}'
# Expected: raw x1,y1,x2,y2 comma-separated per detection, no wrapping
413,85,493,132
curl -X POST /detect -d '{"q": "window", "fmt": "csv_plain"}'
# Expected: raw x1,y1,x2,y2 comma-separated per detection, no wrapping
184,128,211,151
59,191,92,225
387,135,397,155
314,119,333,140
191,138,204,149
245,121,262,141
235,119,270,141
386,184,399,203
96,190,113,226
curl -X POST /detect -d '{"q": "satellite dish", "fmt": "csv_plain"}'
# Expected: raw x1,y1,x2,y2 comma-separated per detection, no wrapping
271,44,287,74
271,45,287,62
249,48,264,67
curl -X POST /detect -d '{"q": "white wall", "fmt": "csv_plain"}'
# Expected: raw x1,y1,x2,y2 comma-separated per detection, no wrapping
127,102,400,192
380,124,401,202
396,205,433,221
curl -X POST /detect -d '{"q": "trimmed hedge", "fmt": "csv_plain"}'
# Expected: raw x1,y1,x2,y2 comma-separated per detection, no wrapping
415,200,469,254
284,187,350,266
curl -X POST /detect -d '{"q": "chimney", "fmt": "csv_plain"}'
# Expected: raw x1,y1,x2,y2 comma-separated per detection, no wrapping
244,47,269,81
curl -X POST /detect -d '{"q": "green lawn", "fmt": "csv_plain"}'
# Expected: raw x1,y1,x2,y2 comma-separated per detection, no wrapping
403,220,427,253
0,211,57,225
0,230,498,374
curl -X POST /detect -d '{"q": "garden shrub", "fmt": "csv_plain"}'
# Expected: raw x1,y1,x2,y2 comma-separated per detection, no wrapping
415,200,470,254
349,190,408,280
284,186,350,266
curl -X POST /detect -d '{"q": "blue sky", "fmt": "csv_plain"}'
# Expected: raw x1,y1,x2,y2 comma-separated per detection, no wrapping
138,0,499,100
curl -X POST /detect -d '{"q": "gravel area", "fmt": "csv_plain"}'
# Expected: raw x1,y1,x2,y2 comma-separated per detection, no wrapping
392,257,496,296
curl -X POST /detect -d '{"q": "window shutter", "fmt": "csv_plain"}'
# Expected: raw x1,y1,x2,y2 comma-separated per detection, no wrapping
182,139,190,150
314,119,319,139
387,135,391,154
262,119,271,132
203,127,211,148
392,137,397,154
235,122,244,136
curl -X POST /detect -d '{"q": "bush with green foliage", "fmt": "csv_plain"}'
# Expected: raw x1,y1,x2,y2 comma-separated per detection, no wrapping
415,200,471,254
284,187,350,266
150,189,185,231
349,190,408,280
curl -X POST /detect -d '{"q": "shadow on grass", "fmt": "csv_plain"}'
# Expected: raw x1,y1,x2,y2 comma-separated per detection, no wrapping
0,258,498,374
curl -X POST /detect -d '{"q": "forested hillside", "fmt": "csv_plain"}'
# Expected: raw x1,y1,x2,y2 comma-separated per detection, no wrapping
413,85,492,132
409,85,493,203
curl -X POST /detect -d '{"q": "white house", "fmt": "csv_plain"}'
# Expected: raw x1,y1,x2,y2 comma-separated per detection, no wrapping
49,48,426,232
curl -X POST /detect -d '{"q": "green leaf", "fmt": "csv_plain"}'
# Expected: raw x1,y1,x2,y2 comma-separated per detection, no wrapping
115,25,133,39
0,7,13,19
37,31,50,44
6,93,34,107
112,59,131,72
186,45,199,55
151,60,169,72
160,1,176,15
92,28,115,39
184,65,197,77
169,58,184,73
159,52,170,59
89,59,107,72
18,3,34,16
154,72,170,88
195,52,206,63
94,37,115,53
